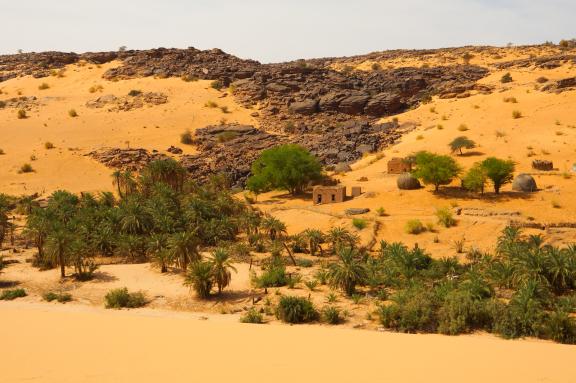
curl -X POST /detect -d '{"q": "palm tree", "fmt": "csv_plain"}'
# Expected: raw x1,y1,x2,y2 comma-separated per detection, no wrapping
261,215,287,241
148,233,170,273
208,248,237,294
545,247,572,293
168,230,200,272
25,208,53,265
326,227,358,254
302,228,325,256
185,261,213,299
327,247,368,296
112,170,123,198
118,197,152,234
45,228,74,278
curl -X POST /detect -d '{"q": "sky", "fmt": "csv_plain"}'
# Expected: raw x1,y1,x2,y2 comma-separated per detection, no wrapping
2,0,574,63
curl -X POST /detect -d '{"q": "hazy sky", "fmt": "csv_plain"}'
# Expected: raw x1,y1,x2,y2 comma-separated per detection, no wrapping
2,0,574,62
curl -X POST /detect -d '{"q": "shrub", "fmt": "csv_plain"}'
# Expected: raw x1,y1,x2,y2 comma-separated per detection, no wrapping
378,288,439,333
180,130,193,145
17,109,27,119
43,291,72,303
89,85,104,93
437,290,487,335
405,219,425,234
68,109,78,118
542,308,576,344
304,279,318,291
322,306,343,324
501,73,513,83
181,74,198,82
128,89,142,97
240,308,264,324
463,163,487,193
38,82,50,90
253,258,288,288
19,163,34,173
352,218,367,230
219,106,229,113
435,208,456,228
0,288,27,300
44,141,55,149
185,261,214,299
275,296,319,323
512,110,522,119
210,80,223,90
205,101,218,108
104,287,146,309
503,97,517,103
376,207,386,217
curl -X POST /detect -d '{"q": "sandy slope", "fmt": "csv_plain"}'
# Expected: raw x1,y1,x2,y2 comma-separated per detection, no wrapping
0,61,256,195
256,60,576,257
1,301,574,383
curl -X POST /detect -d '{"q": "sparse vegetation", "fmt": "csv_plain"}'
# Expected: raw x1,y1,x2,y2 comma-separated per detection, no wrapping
105,287,146,309
210,80,223,90
352,218,367,230
405,219,426,234
180,130,193,145
0,288,27,300
17,109,27,119
43,291,72,303
18,163,34,173
435,208,456,228
44,142,55,150
275,296,318,323
240,308,264,323
501,73,513,83
512,110,522,119
68,109,78,118
38,82,50,90
449,136,476,155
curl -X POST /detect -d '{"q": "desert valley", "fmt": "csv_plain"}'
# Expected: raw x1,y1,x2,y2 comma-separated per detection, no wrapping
1,42,576,381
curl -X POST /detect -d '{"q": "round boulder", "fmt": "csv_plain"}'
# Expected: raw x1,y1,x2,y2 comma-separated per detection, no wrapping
334,163,352,173
397,173,421,190
512,173,538,192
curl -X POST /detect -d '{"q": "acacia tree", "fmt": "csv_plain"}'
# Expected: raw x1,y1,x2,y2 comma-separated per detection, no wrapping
463,163,488,194
449,136,476,155
412,151,462,192
481,157,515,194
247,144,322,196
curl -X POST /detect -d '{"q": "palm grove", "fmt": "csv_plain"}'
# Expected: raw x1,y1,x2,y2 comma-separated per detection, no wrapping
1,144,575,343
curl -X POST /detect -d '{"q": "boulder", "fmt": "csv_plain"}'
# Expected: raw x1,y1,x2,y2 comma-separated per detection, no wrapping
289,99,318,115
364,93,404,116
345,208,370,215
397,173,421,190
512,174,538,192
338,94,370,115
334,163,352,173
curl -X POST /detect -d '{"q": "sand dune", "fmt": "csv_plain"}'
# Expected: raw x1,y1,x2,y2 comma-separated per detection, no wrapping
0,301,574,383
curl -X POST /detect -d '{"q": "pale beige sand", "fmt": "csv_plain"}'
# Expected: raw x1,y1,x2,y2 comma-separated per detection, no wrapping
0,301,574,383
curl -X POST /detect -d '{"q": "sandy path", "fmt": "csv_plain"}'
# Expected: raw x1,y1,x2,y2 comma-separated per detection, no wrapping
0,301,574,383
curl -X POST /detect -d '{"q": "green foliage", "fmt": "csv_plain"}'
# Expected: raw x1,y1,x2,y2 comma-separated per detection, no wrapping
352,218,367,230
0,288,27,300
105,288,146,309
481,157,515,194
240,308,264,324
275,296,319,323
435,208,456,228
405,219,425,234
449,136,476,155
322,306,343,324
327,247,368,296
253,257,288,288
210,80,223,90
185,261,214,299
463,163,487,193
412,151,461,191
247,144,322,195
43,291,72,303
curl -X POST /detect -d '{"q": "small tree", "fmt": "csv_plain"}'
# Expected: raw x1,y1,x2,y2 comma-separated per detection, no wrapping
412,151,461,192
449,136,476,155
481,157,515,194
247,144,322,195
463,163,487,194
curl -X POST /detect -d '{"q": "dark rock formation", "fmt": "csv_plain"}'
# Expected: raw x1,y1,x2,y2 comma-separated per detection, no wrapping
512,174,538,192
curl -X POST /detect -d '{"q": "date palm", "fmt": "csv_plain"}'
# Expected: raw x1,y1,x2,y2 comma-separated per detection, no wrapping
327,247,368,296
261,215,287,241
185,261,213,299
148,233,171,273
302,228,325,256
326,226,358,254
169,230,200,272
208,248,237,293
45,228,75,278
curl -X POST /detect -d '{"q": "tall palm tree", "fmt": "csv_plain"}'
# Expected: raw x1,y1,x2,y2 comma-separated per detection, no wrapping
169,230,200,272
112,170,123,198
118,198,152,234
148,233,171,273
208,248,237,293
302,228,325,256
327,247,368,296
25,208,53,265
45,228,74,278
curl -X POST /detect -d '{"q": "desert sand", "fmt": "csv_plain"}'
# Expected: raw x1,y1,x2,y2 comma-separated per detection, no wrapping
1,301,574,383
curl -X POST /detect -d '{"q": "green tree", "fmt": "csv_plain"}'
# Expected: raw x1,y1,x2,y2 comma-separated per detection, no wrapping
261,215,287,241
449,136,476,155
185,261,214,299
412,151,462,192
463,163,487,194
301,228,325,256
208,248,237,294
168,230,200,272
481,157,515,194
247,144,322,195
327,247,368,296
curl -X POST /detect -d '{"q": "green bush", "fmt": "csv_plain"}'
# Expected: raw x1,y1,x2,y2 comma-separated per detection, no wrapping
104,287,146,309
322,306,343,324
435,208,456,228
405,219,425,234
437,290,487,335
352,218,367,230
43,291,72,303
18,163,34,173
240,308,264,324
252,258,288,288
0,288,27,300
275,296,319,323
378,287,439,333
